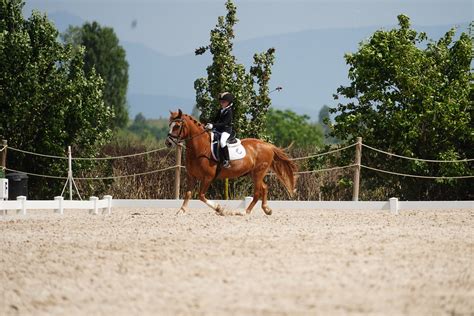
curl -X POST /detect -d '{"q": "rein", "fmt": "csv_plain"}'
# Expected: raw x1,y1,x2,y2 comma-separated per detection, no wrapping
167,118,209,147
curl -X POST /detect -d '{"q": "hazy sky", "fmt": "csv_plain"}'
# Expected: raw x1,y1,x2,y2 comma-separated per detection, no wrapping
25,0,472,56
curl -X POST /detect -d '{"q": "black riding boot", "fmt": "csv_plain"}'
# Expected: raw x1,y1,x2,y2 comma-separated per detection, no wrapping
222,146,231,168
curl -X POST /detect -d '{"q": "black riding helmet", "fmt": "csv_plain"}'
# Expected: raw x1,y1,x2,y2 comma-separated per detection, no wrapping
219,92,234,104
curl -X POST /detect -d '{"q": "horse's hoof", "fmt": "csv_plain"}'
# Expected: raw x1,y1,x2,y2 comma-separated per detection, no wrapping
176,207,186,215
263,208,272,215
215,206,225,216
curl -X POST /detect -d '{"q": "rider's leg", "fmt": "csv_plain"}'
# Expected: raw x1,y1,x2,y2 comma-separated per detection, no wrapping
220,132,230,148
220,132,231,168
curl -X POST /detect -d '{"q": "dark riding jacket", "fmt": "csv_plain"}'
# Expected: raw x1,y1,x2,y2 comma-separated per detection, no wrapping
212,105,233,134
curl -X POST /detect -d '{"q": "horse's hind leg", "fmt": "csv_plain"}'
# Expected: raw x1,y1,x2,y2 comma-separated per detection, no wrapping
245,187,261,214
261,182,272,215
246,166,270,215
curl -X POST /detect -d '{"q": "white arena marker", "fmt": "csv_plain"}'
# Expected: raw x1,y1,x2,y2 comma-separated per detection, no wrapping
244,196,253,209
54,196,64,215
104,195,112,215
390,197,399,215
17,195,26,215
206,199,217,209
89,196,98,215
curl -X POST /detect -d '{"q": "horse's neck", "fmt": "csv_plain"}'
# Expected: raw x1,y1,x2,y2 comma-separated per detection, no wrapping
185,119,210,157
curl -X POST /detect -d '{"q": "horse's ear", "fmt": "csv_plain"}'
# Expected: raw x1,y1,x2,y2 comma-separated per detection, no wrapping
178,109,182,118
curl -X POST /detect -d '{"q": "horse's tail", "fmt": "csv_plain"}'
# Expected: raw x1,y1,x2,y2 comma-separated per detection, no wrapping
271,146,298,197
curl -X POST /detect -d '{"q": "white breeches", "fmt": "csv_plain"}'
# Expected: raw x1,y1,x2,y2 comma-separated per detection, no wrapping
220,132,230,148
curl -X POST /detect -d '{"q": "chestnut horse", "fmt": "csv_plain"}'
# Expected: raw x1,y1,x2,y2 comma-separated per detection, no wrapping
165,110,297,215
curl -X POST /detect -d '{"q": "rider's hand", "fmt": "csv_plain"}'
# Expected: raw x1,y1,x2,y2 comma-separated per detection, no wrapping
205,123,213,130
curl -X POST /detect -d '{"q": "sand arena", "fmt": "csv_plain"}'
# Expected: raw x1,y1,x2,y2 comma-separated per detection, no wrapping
1,207,473,315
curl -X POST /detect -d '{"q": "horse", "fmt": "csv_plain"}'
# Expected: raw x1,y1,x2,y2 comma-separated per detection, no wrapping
165,109,297,216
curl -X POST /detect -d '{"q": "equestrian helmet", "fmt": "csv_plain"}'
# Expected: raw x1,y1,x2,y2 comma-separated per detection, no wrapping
219,92,234,104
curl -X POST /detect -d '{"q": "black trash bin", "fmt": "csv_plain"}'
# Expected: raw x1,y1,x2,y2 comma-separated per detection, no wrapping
6,172,28,200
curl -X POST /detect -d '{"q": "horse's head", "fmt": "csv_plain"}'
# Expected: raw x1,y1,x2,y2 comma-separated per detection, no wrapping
166,109,207,148
165,109,185,148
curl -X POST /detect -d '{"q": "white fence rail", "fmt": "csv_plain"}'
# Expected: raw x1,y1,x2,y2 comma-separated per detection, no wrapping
1,196,472,216
1,195,112,215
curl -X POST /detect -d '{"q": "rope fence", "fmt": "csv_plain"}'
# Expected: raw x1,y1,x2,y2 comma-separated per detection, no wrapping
8,146,68,160
289,143,356,161
74,165,184,180
362,143,474,163
294,164,357,175
8,145,170,160
1,138,473,201
72,146,170,160
361,165,474,179
5,167,68,180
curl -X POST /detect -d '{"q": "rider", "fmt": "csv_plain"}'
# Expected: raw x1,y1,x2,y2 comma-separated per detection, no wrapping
205,92,234,168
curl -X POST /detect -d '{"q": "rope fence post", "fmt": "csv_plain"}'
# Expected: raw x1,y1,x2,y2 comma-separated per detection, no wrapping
1,139,7,177
68,146,73,201
174,145,182,199
352,137,362,201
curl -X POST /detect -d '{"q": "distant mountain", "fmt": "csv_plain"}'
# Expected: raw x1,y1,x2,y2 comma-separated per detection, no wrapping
125,22,469,119
45,11,469,120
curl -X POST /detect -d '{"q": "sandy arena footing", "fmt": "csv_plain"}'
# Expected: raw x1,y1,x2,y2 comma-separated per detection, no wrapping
1,208,473,315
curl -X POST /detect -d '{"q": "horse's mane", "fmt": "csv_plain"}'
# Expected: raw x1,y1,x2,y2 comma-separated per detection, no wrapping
182,113,204,130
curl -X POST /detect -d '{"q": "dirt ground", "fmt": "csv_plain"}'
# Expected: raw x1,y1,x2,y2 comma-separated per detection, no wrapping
1,207,473,316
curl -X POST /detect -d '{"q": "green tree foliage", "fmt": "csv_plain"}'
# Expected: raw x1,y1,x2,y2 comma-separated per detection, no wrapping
194,0,275,139
318,104,338,144
266,108,324,149
127,113,169,141
62,21,129,128
0,0,113,198
330,15,473,200
318,105,331,125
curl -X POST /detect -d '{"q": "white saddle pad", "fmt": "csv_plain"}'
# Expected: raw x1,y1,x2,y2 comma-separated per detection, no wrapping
211,134,246,161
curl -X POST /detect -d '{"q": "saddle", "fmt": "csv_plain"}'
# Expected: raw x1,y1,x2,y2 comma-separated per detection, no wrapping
210,131,246,162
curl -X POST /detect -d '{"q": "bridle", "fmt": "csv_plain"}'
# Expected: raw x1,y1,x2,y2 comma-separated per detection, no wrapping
167,118,208,146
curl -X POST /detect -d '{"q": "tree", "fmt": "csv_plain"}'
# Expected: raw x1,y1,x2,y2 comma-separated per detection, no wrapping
318,104,338,144
266,109,324,149
62,21,129,129
330,15,473,200
194,0,275,139
318,105,331,125
127,113,169,141
0,0,113,198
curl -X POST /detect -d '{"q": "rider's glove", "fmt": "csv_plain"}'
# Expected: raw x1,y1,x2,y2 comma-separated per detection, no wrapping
205,123,213,130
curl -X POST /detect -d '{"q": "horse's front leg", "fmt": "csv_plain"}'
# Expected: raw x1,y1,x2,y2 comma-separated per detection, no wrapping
177,174,196,215
198,177,244,216
197,177,225,215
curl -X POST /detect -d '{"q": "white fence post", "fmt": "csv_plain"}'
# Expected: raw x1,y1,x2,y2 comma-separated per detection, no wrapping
54,196,64,215
68,146,73,200
17,195,26,215
104,195,112,215
389,197,399,215
89,196,98,215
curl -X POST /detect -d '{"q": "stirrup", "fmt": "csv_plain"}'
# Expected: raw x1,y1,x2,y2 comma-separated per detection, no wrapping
223,160,231,168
